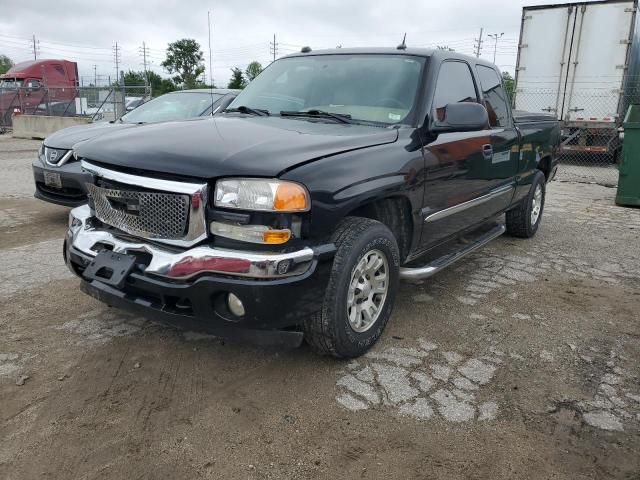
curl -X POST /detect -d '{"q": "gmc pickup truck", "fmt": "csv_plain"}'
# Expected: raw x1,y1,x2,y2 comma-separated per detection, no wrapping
64,48,560,358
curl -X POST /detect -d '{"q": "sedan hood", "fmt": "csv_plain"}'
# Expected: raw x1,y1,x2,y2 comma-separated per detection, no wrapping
45,121,137,150
74,116,398,179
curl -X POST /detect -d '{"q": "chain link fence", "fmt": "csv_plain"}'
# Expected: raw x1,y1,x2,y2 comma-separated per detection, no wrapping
514,86,640,187
0,85,151,132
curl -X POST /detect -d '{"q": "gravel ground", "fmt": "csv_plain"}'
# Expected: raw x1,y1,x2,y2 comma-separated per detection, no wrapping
1,135,639,479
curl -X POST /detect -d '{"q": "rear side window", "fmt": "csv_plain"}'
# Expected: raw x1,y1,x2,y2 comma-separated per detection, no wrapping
476,65,509,127
432,61,478,122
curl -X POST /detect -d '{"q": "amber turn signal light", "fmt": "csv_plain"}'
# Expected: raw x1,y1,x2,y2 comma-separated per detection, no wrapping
263,229,291,244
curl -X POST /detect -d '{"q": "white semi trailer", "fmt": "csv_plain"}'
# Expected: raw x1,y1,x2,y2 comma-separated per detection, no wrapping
514,0,640,159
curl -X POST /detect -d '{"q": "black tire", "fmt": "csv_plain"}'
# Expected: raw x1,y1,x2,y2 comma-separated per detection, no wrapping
506,170,546,238
303,217,400,358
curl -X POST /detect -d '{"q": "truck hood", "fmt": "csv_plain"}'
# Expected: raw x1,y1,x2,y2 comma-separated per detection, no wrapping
74,116,398,179
44,121,136,149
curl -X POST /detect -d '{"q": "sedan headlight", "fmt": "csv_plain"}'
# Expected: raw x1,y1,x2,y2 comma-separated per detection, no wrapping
214,178,310,212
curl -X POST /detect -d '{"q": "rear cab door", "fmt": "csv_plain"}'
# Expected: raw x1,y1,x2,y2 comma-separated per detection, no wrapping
474,64,520,201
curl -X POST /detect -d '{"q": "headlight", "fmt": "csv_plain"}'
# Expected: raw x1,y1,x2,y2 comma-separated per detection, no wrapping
214,178,310,212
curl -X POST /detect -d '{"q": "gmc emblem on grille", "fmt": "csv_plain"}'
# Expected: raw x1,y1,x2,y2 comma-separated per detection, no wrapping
106,195,141,215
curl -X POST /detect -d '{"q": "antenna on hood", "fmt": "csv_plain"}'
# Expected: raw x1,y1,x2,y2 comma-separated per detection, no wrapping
207,11,215,115
397,33,407,50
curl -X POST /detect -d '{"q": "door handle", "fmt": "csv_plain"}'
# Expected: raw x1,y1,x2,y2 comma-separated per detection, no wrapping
482,144,493,159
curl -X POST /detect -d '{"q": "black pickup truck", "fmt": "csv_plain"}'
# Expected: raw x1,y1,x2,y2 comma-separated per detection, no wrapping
64,48,560,358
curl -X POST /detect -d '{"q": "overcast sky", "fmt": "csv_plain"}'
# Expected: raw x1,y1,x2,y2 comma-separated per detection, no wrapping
0,0,579,86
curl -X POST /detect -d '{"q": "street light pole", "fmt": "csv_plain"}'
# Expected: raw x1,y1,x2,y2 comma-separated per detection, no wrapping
488,32,504,64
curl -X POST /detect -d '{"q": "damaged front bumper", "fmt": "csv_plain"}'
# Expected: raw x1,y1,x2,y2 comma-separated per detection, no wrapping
65,205,335,347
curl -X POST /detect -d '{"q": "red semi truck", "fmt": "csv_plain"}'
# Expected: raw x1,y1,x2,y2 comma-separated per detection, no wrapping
0,59,79,130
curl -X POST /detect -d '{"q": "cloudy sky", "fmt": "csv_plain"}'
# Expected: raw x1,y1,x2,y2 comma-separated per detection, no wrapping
0,0,575,86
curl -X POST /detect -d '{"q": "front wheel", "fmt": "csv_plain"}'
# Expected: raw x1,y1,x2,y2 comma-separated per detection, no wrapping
506,170,546,238
303,217,400,358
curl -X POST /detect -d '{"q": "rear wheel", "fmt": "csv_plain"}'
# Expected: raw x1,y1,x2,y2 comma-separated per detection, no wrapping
303,217,400,358
506,170,546,238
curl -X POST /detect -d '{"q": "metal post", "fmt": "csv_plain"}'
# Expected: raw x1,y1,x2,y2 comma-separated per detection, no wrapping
32,34,37,60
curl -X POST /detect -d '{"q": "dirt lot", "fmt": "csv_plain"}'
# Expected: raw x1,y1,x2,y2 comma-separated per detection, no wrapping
1,134,639,480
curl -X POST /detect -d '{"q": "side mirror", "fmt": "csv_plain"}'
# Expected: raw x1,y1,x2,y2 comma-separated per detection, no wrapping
431,102,489,133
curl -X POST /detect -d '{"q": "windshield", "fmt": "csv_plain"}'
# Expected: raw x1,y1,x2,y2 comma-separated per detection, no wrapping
0,78,23,89
120,92,221,124
228,54,425,125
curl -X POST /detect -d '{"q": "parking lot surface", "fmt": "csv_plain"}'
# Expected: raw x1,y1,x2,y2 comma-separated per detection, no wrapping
1,135,639,479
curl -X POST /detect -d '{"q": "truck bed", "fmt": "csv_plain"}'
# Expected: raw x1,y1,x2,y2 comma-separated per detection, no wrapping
512,110,558,124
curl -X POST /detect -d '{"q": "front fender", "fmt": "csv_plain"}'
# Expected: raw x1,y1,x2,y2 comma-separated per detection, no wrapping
281,134,425,244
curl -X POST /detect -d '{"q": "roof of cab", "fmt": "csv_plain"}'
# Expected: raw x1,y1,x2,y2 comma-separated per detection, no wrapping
282,47,500,69
0,59,76,78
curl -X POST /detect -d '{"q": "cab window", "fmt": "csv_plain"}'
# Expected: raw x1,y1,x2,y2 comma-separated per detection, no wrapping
432,61,478,122
475,65,509,127
25,79,42,90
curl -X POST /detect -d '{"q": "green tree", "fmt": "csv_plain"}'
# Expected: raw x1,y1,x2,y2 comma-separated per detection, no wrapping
123,70,146,86
502,71,514,103
161,39,205,89
119,70,177,97
0,54,14,74
227,67,247,89
147,71,177,96
245,61,263,82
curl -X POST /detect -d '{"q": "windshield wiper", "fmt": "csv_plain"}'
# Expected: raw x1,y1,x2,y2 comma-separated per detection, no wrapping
280,109,354,124
223,105,270,116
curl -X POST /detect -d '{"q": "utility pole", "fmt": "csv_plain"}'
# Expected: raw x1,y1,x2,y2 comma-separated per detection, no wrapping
113,42,121,85
139,41,150,87
270,34,278,62
488,32,504,64
473,28,484,58
31,34,39,60
93,65,97,86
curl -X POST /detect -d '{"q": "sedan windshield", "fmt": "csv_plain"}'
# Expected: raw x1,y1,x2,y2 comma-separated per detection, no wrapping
228,54,425,125
120,92,221,124
0,79,23,89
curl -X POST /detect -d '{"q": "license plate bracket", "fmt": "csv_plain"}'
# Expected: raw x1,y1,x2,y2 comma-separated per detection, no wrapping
82,251,137,288
44,171,62,188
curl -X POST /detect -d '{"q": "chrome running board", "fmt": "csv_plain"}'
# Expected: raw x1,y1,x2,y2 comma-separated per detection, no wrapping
400,224,506,281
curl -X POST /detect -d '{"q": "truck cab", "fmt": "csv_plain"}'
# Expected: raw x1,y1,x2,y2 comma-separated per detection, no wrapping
0,59,78,129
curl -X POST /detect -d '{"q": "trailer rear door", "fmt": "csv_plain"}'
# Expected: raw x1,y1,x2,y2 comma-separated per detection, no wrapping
515,6,575,116
563,1,635,124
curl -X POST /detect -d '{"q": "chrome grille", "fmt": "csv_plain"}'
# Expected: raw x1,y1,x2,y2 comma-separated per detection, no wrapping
86,183,189,240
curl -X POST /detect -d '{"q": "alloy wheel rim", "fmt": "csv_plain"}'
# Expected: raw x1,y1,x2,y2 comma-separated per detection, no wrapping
531,184,543,225
347,249,389,333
